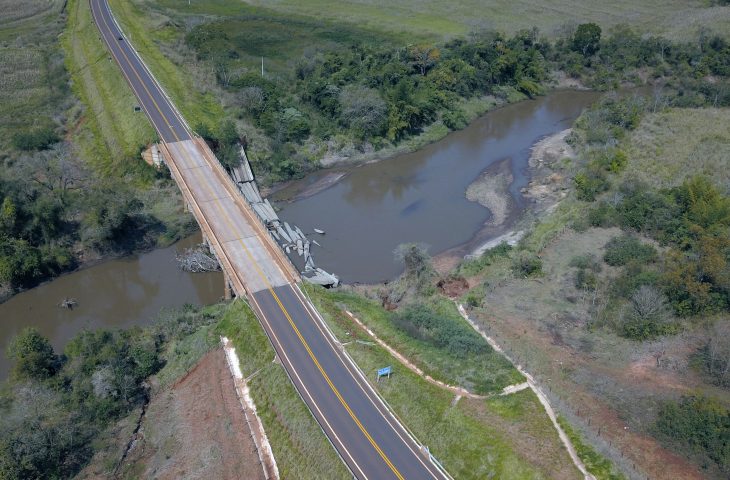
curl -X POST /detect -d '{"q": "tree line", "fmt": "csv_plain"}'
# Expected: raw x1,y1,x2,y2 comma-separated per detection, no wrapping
185,20,730,182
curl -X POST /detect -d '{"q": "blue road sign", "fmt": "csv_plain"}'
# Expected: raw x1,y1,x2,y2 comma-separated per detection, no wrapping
377,366,392,377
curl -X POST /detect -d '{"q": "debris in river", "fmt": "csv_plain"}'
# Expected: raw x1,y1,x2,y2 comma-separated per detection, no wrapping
176,244,221,273
59,298,77,309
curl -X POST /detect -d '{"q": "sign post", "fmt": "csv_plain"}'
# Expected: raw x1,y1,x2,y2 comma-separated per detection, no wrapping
376,366,392,382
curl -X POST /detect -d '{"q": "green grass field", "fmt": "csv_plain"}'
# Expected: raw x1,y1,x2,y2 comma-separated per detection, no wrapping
0,0,68,156
306,285,523,395
243,0,730,40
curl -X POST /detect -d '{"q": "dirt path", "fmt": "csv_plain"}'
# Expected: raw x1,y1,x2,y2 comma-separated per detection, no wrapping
456,304,596,480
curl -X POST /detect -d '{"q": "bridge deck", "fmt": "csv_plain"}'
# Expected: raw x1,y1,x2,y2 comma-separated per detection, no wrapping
166,139,289,294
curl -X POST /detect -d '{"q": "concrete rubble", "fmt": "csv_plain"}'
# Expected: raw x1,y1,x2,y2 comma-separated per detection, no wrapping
229,146,339,287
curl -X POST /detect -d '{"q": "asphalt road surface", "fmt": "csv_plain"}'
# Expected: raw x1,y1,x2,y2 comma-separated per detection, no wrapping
90,1,449,478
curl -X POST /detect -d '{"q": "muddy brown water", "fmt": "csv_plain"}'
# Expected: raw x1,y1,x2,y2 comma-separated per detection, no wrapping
0,233,223,378
274,90,600,283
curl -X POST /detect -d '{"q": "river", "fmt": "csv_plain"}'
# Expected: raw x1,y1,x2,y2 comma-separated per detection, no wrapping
0,233,223,378
274,90,599,283
0,90,599,377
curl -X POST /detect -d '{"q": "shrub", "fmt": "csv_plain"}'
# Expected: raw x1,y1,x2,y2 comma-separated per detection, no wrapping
574,170,610,201
7,328,59,380
570,254,602,272
587,201,617,227
612,263,660,298
392,304,486,358
603,235,657,266
619,285,676,340
704,322,730,387
655,395,730,474
442,108,468,130
459,242,512,275
512,252,543,277
574,268,598,291
12,127,59,151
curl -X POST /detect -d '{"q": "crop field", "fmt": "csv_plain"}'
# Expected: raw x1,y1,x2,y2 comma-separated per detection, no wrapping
0,0,70,156
242,0,730,40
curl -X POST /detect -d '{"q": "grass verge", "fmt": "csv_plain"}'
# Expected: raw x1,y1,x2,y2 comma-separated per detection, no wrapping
305,285,580,478
108,0,224,131
62,0,157,176
215,300,350,479
305,285,523,395
557,416,626,480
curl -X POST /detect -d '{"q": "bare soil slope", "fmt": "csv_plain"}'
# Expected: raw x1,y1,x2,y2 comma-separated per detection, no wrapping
78,348,265,480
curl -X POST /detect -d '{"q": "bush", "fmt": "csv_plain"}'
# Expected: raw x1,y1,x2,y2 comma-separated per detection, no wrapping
574,170,610,201
703,322,730,387
655,395,730,474
512,252,543,277
587,201,617,227
392,304,486,358
7,328,59,381
619,285,676,340
571,254,602,291
442,108,468,130
603,235,657,266
574,268,598,291
611,263,660,298
459,241,512,275
570,254,602,272
12,127,59,151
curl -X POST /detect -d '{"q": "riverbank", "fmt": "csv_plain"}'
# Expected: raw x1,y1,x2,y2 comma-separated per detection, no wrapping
433,125,577,274
274,90,599,283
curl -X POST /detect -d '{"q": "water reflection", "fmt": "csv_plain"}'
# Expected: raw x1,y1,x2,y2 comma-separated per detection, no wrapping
275,91,600,283
0,232,223,378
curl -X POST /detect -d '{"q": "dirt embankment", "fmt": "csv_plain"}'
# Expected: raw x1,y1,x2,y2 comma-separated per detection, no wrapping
78,348,265,480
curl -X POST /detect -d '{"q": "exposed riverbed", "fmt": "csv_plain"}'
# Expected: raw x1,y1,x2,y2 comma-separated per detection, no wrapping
0,233,223,378
274,90,599,283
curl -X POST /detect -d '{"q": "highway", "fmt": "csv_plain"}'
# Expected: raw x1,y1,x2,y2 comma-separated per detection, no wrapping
89,1,449,478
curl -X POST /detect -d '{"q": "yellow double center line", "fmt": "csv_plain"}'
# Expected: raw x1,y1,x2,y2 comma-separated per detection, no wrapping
94,3,406,478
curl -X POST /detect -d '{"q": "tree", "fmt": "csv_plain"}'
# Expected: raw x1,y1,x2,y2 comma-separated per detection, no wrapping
339,85,387,138
707,322,730,386
0,197,17,237
395,243,435,294
572,23,602,57
7,328,59,380
409,44,440,75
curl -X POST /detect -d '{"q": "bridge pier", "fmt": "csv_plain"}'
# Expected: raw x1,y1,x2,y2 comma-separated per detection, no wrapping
224,276,234,300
